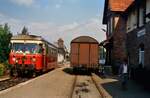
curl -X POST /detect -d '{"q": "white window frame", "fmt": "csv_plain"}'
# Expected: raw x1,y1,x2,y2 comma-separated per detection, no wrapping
139,48,144,67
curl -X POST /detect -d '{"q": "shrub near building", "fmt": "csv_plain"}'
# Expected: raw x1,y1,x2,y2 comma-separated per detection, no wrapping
0,24,12,75
0,63,4,76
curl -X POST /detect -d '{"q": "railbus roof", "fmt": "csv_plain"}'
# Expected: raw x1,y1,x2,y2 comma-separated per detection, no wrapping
11,34,57,49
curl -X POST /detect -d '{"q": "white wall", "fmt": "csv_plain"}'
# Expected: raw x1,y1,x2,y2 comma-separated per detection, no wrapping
57,53,65,63
127,10,137,32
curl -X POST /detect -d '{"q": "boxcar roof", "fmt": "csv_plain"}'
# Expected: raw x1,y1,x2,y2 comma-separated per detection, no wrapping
71,36,99,44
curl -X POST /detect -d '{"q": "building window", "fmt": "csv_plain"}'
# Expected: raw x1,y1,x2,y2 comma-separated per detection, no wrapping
139,44,144,67
139,7,144,27
138,1,146,27
146,0,150,22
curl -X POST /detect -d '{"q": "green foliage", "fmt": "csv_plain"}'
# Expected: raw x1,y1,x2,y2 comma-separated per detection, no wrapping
0,63,4,76
0,23,12,63
21,26,28,35
3,61,12,70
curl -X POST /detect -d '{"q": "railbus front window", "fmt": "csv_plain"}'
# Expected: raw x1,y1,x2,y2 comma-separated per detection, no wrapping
12,43,43,54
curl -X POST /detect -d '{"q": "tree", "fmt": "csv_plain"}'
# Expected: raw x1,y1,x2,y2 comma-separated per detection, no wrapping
0,23,12,63
21,26,28,35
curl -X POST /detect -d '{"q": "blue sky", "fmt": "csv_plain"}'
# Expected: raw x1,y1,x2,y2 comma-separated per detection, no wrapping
0,0,106,48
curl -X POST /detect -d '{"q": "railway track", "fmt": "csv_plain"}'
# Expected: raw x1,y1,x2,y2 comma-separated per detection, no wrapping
0,77,30,91
70,74,103,98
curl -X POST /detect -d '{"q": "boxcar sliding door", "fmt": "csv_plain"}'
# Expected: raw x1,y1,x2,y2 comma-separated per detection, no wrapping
90,44,99,68
71,43,79,67
79,44,90,68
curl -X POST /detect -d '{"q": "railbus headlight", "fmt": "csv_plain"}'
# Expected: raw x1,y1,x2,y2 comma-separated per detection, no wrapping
12,57,16,62
15,59,19,63
32,57,36,62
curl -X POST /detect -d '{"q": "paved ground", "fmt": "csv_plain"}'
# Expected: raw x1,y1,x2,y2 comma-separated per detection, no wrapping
1,66,149,98
0,67,75,98
100,75,150,98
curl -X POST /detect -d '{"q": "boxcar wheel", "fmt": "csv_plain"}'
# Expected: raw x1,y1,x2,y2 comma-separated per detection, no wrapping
73,67,76,74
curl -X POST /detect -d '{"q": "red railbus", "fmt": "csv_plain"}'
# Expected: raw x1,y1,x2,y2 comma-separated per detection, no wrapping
9,34,58,77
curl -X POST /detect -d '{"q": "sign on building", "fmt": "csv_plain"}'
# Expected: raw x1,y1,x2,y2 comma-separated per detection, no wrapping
137,28,146,37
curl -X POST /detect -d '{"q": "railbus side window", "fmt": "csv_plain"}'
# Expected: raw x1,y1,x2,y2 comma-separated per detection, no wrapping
38,44,43,53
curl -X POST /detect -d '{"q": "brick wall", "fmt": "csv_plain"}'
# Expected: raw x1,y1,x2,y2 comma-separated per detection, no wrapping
112,15,127,66
127,22,150,69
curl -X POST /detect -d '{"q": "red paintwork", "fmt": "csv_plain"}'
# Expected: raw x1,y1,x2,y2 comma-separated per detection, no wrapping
9,52,57,71
9,53,43,70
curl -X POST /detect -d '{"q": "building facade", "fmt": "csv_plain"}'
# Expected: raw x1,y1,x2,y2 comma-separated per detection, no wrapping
56,38,68,64
102,0,134,73
102,0,150,75
126,0,150,70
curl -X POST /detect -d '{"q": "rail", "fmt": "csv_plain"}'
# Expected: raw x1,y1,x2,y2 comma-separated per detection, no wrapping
69,75,77,98
70,73,112,98
91,73,113,98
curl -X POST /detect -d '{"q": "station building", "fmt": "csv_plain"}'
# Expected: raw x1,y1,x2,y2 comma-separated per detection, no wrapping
102,0,150,75
102,0,134,74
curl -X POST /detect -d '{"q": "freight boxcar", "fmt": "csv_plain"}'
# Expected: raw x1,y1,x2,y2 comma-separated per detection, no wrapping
70,36,99,72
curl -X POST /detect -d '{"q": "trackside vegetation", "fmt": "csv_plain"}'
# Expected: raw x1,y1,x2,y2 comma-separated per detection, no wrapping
0,23,12,76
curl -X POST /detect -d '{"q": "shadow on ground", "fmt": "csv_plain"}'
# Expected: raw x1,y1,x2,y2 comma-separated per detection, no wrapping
63,67,91,76
100,76,150,98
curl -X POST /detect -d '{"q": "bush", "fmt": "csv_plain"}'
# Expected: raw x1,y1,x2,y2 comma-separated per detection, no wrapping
0,63,4,76
3,61,12,70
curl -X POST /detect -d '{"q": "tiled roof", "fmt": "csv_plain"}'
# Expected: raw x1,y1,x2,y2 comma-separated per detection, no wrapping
103,0,134,24
109,0,134,11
